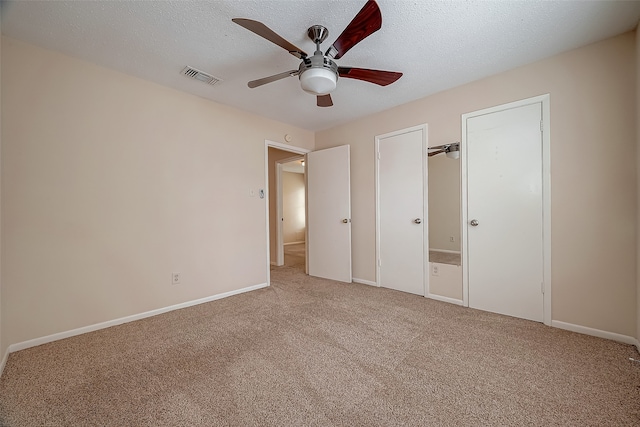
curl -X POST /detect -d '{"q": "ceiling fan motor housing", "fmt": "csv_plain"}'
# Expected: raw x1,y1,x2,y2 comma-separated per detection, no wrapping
299,53,338,95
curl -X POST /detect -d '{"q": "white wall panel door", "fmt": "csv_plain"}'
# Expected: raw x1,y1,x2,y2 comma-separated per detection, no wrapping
307,145,352,283
466,102,544,322
376,126,427,296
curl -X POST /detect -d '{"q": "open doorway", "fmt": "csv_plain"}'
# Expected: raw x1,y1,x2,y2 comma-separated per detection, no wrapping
266,143,309,283
279,158,306,269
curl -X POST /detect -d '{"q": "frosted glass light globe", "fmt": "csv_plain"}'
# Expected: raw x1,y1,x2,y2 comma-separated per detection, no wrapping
299,68,337,95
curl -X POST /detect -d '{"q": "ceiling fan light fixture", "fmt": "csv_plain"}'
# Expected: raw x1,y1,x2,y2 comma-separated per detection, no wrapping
445,142,460,159
446,150,460,160
299,67,337,95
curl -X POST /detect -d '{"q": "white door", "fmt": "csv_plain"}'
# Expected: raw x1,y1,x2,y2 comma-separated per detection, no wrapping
307,145,352,282
376,126,427,295
466,102,544,322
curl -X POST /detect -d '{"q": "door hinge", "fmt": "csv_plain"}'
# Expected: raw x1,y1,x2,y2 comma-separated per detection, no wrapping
540,120,543,132
377,151,380,160
378,259,382,267
541,282,544,294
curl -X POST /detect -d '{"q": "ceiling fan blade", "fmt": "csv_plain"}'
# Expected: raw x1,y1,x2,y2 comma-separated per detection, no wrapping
248,70,299,88
232,18,308,59
317,94,333,107
326,0,382,60
428,150,446,157
338,67,402,86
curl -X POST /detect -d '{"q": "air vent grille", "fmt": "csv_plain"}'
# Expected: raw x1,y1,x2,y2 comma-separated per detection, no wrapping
181,66,221,86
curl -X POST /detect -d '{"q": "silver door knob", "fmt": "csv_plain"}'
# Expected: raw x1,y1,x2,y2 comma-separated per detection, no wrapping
470,219,479,226
414,218,422,224
342,218,350,223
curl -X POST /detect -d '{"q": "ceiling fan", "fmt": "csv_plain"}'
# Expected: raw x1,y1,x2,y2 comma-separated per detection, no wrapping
428,143,460,159
232,0,403,107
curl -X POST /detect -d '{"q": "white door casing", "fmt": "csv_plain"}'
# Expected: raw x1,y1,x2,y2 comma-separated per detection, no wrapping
462,95,551,324
375,125,428,296
306,145,352,283
275,162,284,266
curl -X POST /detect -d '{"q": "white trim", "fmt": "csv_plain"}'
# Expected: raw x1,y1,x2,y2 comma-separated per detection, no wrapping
353,277,377,287
461,94,551,326
375,124,429,296
0,347,9,378
551,320,640,347
541,97,552,326
427,294,464,306
275,162,284,266
8,282,268,354
461,113,469,305
264,140,310,286
283,241,305,246
429,249,461,255
423,128,430,297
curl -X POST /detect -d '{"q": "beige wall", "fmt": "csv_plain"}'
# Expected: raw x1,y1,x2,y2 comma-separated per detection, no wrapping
637,25,640,347
282,171,305,244
1,37,314,347
0,22,3,360
317,32,637,337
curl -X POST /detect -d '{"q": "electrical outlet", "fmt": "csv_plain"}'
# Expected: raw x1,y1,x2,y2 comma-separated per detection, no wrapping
432,265,439,276
449,236,455,242
172,272,181,285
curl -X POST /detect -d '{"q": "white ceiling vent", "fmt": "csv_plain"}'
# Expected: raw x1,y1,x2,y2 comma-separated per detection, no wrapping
181,66,221,86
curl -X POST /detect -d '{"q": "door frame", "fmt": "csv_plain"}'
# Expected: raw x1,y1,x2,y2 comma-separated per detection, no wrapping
264,140,310,286
461,94,551,325
375,124,429,295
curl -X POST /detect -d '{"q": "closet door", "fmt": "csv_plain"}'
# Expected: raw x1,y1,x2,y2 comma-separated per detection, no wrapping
376,125,428,295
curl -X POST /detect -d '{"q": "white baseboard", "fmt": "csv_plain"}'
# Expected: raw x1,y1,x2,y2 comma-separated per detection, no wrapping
8,282,268,354
429,249,461,255
0,347,9,379
353,277,377,287
283,241,305,246
551,320,640,347
427,293,464,306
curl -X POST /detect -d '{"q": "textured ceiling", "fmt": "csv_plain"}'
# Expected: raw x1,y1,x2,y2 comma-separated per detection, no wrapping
2,1,640,131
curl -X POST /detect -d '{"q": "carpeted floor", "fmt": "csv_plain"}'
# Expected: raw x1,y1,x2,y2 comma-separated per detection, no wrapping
281,242,306,270
1,263,639,426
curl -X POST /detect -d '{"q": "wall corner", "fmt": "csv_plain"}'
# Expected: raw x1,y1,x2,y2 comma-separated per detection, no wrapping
635,24,640,351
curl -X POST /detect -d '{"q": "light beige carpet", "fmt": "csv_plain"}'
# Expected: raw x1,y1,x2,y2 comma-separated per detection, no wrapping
1,265,639,426
281,242,306,269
